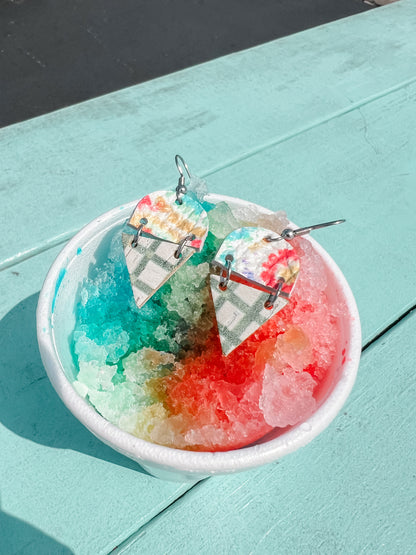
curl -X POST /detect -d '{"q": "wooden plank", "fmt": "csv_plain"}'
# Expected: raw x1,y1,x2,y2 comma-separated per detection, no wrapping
0,246,194,555
0,0,415,267
2,52,416,555
1,77,415,547
113,310,416,554
204,80,416,345
1,3,416,553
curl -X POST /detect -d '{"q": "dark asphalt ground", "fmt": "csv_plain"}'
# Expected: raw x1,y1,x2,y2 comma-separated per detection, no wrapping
0,0,373,128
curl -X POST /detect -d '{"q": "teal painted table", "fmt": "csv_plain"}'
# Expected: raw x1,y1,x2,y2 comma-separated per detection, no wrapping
1,2,415,553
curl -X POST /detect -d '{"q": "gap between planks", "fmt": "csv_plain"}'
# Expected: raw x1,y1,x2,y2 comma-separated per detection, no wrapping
1,73,416,274
108,303,416,554
110,480,208,554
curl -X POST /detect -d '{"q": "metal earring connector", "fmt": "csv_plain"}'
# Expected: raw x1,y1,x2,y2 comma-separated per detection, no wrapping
219,254,234,291
174,234,196,259
265,219,345,242
131,218,148,247
175,155,191,204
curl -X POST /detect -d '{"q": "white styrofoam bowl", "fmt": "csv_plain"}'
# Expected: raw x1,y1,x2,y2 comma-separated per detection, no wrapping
37,195,361,481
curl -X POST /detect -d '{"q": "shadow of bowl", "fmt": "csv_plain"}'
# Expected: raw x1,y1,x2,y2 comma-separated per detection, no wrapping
0,502,74,554
0,292,149,475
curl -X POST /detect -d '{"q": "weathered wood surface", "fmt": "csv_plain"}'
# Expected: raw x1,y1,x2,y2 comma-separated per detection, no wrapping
0,0,415,269
118,310,416,554
0,1,415,553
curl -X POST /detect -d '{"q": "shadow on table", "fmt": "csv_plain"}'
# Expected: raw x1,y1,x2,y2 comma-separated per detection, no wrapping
0,503,74,554
0,293,150,476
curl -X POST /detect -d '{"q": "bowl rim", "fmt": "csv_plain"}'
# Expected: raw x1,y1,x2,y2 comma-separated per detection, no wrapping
37,194,361,474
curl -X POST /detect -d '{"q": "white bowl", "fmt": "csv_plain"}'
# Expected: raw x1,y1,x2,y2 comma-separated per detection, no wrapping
37,195,361,482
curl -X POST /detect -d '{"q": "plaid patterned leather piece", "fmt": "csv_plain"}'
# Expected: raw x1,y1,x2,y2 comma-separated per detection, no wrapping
210,274,288,355
122,233,194,308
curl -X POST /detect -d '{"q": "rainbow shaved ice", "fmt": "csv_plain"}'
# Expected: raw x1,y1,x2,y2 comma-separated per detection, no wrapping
72,200,344,451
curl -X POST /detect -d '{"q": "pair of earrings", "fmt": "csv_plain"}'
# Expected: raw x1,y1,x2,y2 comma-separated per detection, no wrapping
122,156,344,355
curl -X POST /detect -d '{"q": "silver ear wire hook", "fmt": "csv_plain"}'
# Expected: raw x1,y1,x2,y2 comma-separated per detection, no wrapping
265,219,345,242
174,234,196,259
131,218,148,248
219,254,234,291
264,277,285,309
175,155,191,205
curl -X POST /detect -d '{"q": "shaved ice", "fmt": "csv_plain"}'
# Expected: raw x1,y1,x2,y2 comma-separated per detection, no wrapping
71,200,344,451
